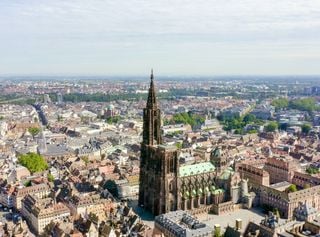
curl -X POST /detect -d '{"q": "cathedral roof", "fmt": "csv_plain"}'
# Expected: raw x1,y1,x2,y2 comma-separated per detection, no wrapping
219,167,235,180
179,162,215,177
212,188,224,195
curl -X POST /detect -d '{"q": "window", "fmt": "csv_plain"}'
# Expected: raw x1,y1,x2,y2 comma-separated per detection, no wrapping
169,181,174,192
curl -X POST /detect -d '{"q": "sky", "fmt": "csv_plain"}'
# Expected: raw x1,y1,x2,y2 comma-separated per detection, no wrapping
1,0,320,76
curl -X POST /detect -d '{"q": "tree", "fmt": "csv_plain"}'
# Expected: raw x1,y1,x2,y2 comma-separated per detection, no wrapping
243,114,256,123
18,152,48,174
47,173,54,182
219,113,263,135
306,166,319,174
176,142,182,149
248,129,258,134
234,128,244,135
214,226,222,237
271,98,289,110
265,122,278,132
24,180,32,187
289,98,319,112
169,112,205,129
106,116,121,124
301,124,312,134
286,184,297,193
28,127,40,138
81,156,89,165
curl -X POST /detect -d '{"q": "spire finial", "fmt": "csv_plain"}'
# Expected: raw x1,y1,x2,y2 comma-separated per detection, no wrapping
147,69,157,109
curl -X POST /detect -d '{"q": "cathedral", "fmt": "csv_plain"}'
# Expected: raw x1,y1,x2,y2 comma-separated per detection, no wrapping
138,71,253,216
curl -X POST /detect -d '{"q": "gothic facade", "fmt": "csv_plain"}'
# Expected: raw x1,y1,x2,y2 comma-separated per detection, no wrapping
138,71,179,215
139,71,251,216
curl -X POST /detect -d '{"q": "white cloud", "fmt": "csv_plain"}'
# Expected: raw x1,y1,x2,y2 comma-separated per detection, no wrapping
0,0,320,75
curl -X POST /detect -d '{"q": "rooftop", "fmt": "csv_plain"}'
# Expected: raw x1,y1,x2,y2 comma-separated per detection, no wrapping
155,210,213,237
179,162,215,177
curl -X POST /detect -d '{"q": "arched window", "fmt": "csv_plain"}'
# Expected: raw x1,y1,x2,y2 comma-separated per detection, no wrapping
169,180,174,192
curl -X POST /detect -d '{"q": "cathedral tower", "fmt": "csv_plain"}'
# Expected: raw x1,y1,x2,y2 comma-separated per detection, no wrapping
142,69,162,146
139,71,179,216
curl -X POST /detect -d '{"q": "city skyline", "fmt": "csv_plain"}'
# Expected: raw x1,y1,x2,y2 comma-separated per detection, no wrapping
1,0,320,76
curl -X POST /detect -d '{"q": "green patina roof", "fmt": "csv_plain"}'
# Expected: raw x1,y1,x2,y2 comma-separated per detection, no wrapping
181,187,224,198
212,188,224,195
181,191,189,198
179,162,215,177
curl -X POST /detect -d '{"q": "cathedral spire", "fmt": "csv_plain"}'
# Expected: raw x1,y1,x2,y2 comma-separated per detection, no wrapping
142,70,162,146
147,69,157,108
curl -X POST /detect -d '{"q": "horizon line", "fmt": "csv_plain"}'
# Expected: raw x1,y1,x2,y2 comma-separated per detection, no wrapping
1,73,320,78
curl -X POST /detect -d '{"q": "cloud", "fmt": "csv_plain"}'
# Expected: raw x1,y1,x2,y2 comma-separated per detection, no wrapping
2,0,320,39
0,0,320,75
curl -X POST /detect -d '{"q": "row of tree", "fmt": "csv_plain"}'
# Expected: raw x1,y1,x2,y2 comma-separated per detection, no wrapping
306,166,320,175
164,112,205,129
272,97,320,113
106,116,121,124
264,121,312,134
217,114,264,134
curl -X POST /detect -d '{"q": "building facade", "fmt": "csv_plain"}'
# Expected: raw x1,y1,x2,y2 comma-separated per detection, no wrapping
238,163,270,186
263,157,297,184
21,195,70,235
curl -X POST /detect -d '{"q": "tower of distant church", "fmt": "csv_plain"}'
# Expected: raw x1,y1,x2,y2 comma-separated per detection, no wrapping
139,71,179,216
